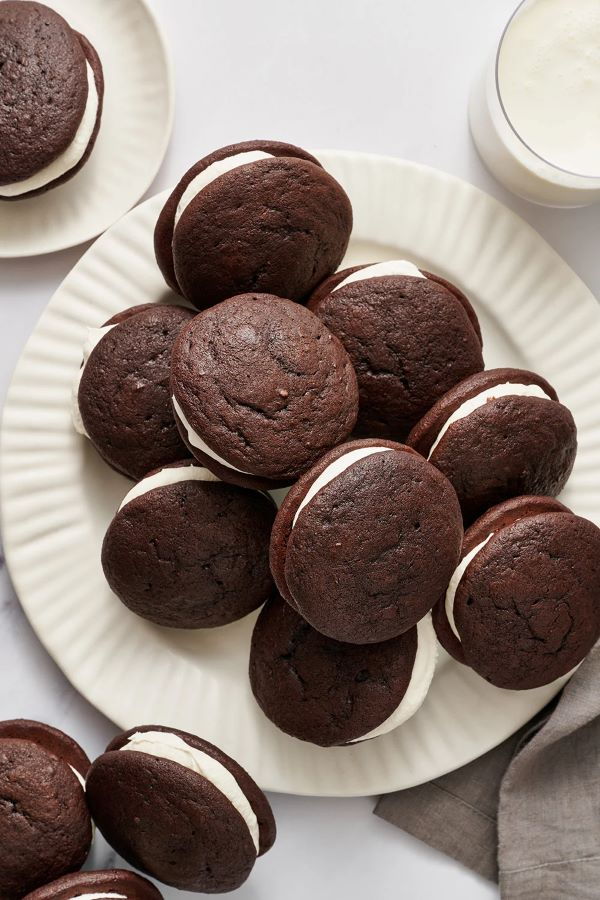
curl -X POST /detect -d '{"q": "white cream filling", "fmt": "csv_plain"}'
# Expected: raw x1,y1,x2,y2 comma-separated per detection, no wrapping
69,764,86,790
119,464,220,510
428,382,552,460
174,150,274,228
292,446,392,527
71,325,116,437
121,731,259,854
0,62,99,197
172,395,253,475
331,259,425,292
68,764,96,838
73,894,126,900
444,534,495,641
349,614,438,743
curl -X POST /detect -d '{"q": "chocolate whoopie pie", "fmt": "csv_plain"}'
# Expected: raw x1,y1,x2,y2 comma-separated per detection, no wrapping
73,304,195,480
0,719,92,898
23,870,163,900
86,725,276,894
250,595,437,747
102,460,276,628
407,368,577,523
270,438,463,644
434,496,600,690
171,293,359,489
308,260,484,440
0,1,104,200
154,140,353,309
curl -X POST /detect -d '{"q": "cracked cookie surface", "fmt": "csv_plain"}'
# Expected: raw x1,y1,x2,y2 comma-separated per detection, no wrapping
86,725,276,893
154,140,352,309
270,438,463,644
408,368,577,523
0,2,86,182
78,305,194,480
309,272,484,440
0,2,104,198
0,736,91,897
101,461,276,628
434,497,600,689
249,595,417,746
171,294,359,488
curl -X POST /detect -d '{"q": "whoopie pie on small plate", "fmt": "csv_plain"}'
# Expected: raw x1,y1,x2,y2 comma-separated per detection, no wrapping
250,595,437,747
270,438,463,644
73,304,194,480
434,496,600,690
86,726,276,894
308,259,484,441
23,870,163,900
170,293,359,489
102,460,276,628
0,1,104,200
154,140,353,310
0,720,92,897
407,367,577,523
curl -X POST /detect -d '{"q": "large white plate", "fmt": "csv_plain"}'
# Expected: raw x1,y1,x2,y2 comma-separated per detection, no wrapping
2,151,599,796
0,0,173,257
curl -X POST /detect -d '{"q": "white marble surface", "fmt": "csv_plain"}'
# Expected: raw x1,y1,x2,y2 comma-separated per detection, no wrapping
1,0,599,897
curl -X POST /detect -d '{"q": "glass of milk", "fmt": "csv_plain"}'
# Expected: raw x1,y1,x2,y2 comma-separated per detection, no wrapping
469,0,600,207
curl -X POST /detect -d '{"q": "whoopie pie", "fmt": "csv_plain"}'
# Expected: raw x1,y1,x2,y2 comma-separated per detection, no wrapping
102,460,276,628
0,1,104,200
0,719,92,897
170,293,359,489
23,870,163,900
407,367,577,523
73,304,194,480
250,595,437,747
86,726,276,894
308,259,484,440
154,139,353,309
434,496,600,690
270,438,463,644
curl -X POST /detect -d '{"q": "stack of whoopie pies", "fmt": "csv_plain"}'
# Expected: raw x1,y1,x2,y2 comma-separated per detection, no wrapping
70,137,600,761
6,0,599,893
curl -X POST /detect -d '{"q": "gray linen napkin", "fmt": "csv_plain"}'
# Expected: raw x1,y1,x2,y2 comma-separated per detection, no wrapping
375,643,600,899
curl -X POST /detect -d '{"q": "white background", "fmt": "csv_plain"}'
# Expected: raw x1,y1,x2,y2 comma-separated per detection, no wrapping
2,1,599,897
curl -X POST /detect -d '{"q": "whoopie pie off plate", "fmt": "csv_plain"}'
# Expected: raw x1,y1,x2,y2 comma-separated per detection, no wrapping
3,151,600,797
0,0,173,257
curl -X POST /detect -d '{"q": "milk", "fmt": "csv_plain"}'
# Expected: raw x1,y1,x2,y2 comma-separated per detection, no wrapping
470,0,600,207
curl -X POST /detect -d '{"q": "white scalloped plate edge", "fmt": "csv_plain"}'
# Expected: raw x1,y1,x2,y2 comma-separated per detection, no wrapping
1,150,599,796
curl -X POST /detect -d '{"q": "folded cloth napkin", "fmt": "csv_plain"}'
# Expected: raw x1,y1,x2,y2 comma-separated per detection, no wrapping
375,643,600,899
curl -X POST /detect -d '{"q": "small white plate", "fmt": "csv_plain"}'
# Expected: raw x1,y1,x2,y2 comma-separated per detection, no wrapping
0,0,173,257
2,151,599,796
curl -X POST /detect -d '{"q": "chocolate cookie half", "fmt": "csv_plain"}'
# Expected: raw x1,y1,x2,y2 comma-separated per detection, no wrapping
0,1,104,200
73,304,195,480
23,870,163,900
309,260,484,440
102,460,276,628
154,140,353,309
171,293,359,489
0,719,92,898
434,496,600,689
250,595,437,747
270,438,463,644
86,725,276,893
407,368,577,523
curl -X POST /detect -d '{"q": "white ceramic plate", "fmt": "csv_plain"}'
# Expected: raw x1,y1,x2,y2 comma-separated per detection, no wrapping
2,151,600,797
0,0,173,257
